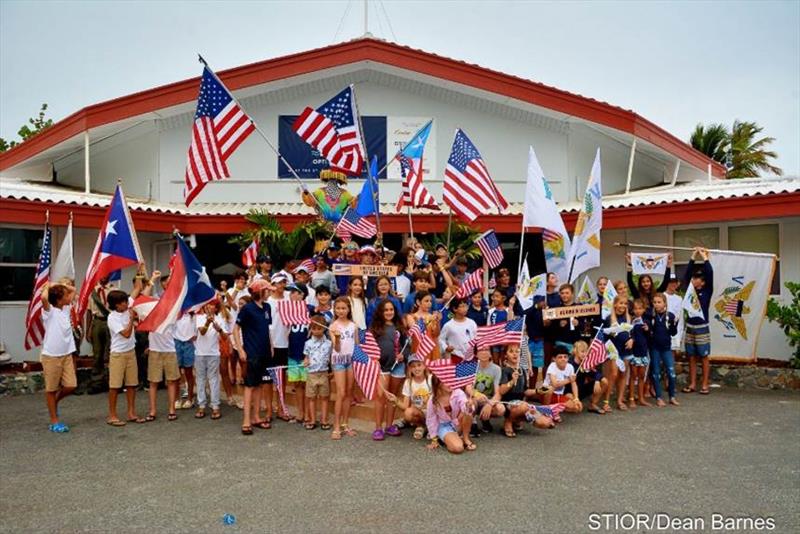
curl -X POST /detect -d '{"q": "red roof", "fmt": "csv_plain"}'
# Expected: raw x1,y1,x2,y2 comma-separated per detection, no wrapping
0,37,726,176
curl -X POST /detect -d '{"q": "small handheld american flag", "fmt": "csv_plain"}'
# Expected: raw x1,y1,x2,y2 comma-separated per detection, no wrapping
277,300,310,326
581,331,608,372
409,318,436,359
24,224,51,350
428,355,478,389
533,403,566,422
455,268,484,299
471,317,524,349
359,329,381,360
352,344,381,400
241,239,258,267
336,207,377,240
475,230,504,269
267,367,288,415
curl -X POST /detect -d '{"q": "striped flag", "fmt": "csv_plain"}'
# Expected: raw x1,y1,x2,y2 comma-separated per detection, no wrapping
291,85,364,176
455,268,484,299
184,67,255,206
359,329,381,360
533,403,566,422
475,230,504,269
581,331,607,371
427,355,478,389
267,367,289,415
410,318,436,359
241,239,258,267
442,129,508,222
131,295,159,322
352,344,381,400
277,300,310,326
296,258,316,274
472,317,524,349
336,207,377,240
24,224,52,350
395,120,439,211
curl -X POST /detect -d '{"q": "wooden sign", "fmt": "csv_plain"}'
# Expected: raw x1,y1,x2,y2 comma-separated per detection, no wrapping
332,264,399,277
543,304,600,320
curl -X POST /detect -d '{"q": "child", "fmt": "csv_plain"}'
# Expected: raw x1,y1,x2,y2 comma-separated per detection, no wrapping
347,277,368,330
267,273,291,420
303,316,332,430
311,256,337,296
106,290,145,426
330,296,358,440
286,284,311,425
545,283,587,353
39,283,77,432
571,340,608,414
487,289,514,364
385,356,431,440
467,290,488,326
145,285,180,421
524,292,547,388
406,291,442,360
499,344,538,437
629,299,651,408
467,347,505,435
647,293,679,407
365,275,403,322
173,311,197,410
194,300,228,420
543,346,579,409
664,274,684,358
681,247,714,394
439,298,478,359
626,252,672,309
217,298,236,407
603,295,634,412
425,375,476,453
403,270,433,314
311,285,334,324
370,299,409,440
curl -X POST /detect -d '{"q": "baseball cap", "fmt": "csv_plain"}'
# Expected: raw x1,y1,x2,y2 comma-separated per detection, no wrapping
287,283,308,298
294,265,309,274
270,273,289,284
248,279,271,293
256,255,272,264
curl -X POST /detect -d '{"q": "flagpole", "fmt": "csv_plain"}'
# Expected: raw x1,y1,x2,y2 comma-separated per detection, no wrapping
445,207,453,252
406,205,414,240
516,225,526,281
482,259,489,302
351,84,383,241
376,120,433,176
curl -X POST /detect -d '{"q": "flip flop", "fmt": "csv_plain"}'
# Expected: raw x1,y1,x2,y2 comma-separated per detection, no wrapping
106,419,126,427
194,410,206,419
588,406,604,415
252,420,271,429
210,410,221,420
682,386,696,393
127,417,146,424
241,425,253,435
699,388,710,395
464,441,477,451
145,415,157,422
331,429,342,440
320,423,332,431
504,429,517,438
304,422,317,430
167,413,178,421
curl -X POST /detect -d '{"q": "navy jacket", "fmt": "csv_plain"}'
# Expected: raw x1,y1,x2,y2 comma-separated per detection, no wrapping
682,259,714,325
645,310,678,351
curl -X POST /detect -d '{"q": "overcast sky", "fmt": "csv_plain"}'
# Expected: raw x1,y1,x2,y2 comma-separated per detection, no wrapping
1,0,798,176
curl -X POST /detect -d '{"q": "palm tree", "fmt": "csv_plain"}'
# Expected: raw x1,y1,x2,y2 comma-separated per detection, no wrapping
727,120,783,178
690,123,729,164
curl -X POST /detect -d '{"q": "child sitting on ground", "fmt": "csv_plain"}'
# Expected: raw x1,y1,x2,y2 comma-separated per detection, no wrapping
425,375,476,453
385,356,432,440
39,283,78,432
466,346,505,436
570,340,608,414
499,345,553,437
303,316,332,430
543,346,581,412
106,289,144,426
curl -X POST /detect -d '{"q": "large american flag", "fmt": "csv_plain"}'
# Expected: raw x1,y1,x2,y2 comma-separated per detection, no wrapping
581,331,607,372
471,317,524,349
336,207,377,240
455,268,484,299
292,85,365,176
184,67,255,206
409,318,436,359
428,355,478,389
24,224,52,350
241,238,258,267
442,129,508,222
475,230,504,269
352,344,380,400
277,300,310,326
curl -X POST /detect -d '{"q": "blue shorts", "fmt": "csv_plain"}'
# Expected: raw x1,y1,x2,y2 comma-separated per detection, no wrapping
685,324,711,358
437,421,457,441
630,355,650,367
332,353,352,372
175,339,195,368
528,339,544,368
390,362,406,378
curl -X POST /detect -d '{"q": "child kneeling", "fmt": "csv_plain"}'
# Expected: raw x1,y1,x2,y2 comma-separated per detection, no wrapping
425,375,476,453
500,345,553,437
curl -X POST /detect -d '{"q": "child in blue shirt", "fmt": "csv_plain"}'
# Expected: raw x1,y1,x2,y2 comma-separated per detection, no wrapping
603,295,634,412
646,293,679,406
629,299,651,408
467,290,488,326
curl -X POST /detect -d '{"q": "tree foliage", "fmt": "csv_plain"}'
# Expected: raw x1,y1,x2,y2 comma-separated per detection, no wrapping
228,210,331,266
418,221,484,260
767,281,800,368
689,120,782,178
0,103,54,152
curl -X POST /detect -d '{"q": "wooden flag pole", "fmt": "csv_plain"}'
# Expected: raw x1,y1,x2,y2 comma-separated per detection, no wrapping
445,207,453,252
406,205,415,240
613,242,777,260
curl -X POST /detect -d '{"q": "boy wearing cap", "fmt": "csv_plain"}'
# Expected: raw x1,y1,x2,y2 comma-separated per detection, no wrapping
267,273,291,420
293,265,317,306
287,283,312,424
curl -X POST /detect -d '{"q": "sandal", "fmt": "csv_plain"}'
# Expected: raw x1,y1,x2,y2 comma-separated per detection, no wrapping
413,426,425,440
127,417,146,424
342,426,357,437
304,422,317,430
194,409,206,419
252,420,271,430
320,423,332,431
241,425,253,435
682,386,696,394
211,410,221,420
504,428,517,438
617,403,628,411
699,388,710,395
588,405,604,415
331,429,342,440
145,414,157,422
464,441,477,451
167,413,178,421
602,401,612,413
106,418,126,427
277,413,292,422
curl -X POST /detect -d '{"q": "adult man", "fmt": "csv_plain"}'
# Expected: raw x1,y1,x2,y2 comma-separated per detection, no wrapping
85,277,113,394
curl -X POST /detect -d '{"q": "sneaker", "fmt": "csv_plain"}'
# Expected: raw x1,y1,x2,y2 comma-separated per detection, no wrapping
48,422,70,433
393,419,406,429
384,424,402,437
481,420,494,433
181,400,193,409
372,428,385,441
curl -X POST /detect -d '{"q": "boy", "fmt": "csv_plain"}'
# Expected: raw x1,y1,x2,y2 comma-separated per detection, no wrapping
439,298,478,359
293,265,317,306
143,271,180,421
310,285,334,323
466,346,505,435
235,279,273,434
106,290,144,426
40,283,78,432
499,345,553,436
543,346,580,411
681,247,714,394
267,273,291,420
663,274,684,360
286,284,311,424
570,340,608,414
173,311,197,409
303,316,332,430
403,270,434,314
194,301,228,419
544,284,588,353
524,292,547,387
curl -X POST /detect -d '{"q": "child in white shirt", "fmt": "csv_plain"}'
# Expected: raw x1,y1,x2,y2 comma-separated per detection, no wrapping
544,347,579,409
39,283,78,432
106,290,144,426
194,301,229,419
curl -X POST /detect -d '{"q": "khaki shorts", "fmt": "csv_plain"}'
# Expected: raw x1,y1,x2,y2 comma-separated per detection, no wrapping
109,349,138,389
306,372,330,398
148,351,180,383
40,354,77,392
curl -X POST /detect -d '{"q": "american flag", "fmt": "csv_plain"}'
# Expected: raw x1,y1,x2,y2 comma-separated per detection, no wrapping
241,239,258,267
297,258,317,274
410,318,436,359
267,367,289,416
724,299,743,317
475,230,504,269
336,207,377,240
24,224,51,350
428,355,478,389
455,268,484,299
581,331,607,372
472,317,524,349
359,329,381,360
184,67,255,206
442,129,508,222
292,85,365,176
395,120,439,211
277,300,310,326
352,344,381,400
533,403,566,422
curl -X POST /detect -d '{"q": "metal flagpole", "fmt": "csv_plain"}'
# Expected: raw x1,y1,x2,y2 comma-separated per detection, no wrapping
613,242,777,260
517,225,526,281
406,205,414,240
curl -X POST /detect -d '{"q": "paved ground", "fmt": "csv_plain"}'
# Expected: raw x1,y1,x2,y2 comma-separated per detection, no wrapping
1,388,798,533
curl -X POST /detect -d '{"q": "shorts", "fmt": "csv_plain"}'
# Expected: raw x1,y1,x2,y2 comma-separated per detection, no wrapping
390,362,406,378
332,353,352,372
437,421,458,441
40,354,77,392
272,347,289,367
148,351,180,382
109,349,138,389
685,324,711,358
306,372,330,398
577,381,596,401
630,355,650,367
244,356,268,387
551,392,570,403
287,361,308,383
528,339,544,368
175,339,195,368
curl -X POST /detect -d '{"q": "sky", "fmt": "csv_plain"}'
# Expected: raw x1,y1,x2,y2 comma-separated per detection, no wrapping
1,0,798,176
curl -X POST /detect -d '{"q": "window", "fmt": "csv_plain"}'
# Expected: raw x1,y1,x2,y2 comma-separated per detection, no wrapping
0,228,42,301
729,224,780,294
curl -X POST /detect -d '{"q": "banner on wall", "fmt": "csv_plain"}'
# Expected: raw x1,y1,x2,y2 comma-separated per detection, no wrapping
278,115,387,179
708,250,776,361
386,117,436,181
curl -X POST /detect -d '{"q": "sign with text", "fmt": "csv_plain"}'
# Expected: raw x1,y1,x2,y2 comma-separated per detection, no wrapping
543,304,600,320
332,264,398,277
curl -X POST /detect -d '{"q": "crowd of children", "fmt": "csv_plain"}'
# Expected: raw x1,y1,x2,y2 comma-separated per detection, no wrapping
37,241,714,455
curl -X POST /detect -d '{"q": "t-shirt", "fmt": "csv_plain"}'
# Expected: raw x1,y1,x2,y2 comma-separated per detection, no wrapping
467,304,488,327
267,294,289,349
439,318,478,357
288,322,310,362
331,321,356,365
108,310,136,353
543,361,575,395
148,323,176,353
473,362,502,398
402,376,432,409
303,336,332,373
236,301,272,360
393,273,412,300
488,307,509,326
195,314,228,356
500,366,528,402
41,305,76,357
310,270,337,295
174,314,197,341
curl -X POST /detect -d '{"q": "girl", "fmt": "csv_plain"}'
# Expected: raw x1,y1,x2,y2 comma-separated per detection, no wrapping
194,300,228,420
425,374,476,453
347,277,368,330
467,290,488,327
571,340,609,414
39,283,78,432
365,275,402,322
629,299,651,408
311,256,337,296
495,267,515,302
487,289,515,364
603,295,634,412
646,293,679,407
626,252,672,309
369,300,409,440
385,357,431,440
406,291,441,360
287,284,312,425
330,296,358,440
